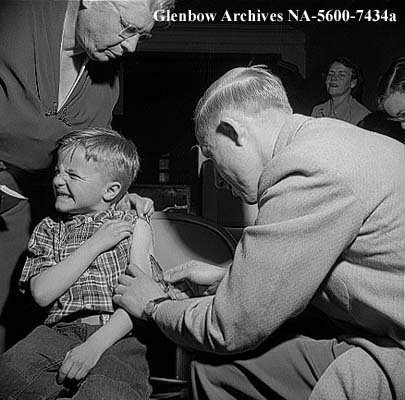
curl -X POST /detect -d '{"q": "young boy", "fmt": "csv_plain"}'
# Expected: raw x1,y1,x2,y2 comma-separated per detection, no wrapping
0,128,161,399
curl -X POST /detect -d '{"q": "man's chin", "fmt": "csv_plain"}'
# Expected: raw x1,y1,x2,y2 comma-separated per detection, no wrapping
88,51,111,63
245,199,258,205
240,194,257,205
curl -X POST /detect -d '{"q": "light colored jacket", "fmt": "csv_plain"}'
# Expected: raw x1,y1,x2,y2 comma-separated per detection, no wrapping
156,115,405,397
311,95,370,125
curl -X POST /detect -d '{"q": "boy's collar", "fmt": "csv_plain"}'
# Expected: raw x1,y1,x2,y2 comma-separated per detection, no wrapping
62,204,118,225
93,204,117,222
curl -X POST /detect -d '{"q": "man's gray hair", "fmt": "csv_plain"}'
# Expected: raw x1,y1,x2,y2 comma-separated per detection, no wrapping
107,0,175,13
194,66,292,138
151,0,175,12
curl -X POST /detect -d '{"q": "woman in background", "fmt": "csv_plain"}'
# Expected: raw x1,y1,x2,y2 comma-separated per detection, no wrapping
359,57,405,144
312,56,370,125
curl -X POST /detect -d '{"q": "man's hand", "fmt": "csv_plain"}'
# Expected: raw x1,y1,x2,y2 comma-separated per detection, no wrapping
163,260,227,296
89,220,133,254
113,263,165,320
57,342,102,384
117,193,154,219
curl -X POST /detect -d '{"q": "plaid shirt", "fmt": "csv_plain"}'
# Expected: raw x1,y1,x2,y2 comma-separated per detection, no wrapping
20,206,138,325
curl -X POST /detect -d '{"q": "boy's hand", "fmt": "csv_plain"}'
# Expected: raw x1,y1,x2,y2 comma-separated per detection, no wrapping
117,193,154,219
89,220,133,254
58,342,102,383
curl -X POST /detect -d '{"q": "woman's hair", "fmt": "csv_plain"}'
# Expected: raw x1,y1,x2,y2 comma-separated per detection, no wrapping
377,57,405,108
326,56,364,100
55,128,140,198
194,65,292,139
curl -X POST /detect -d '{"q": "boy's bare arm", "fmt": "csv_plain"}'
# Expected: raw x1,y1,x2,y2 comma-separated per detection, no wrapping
58,308,133,383
57,218,154,383
30,220,133,307
130,217,154,277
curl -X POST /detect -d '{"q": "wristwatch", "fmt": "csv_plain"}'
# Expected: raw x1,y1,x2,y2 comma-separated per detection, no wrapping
143,296,170,322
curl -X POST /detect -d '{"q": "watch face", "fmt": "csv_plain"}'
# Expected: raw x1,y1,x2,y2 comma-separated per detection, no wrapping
144,300,156,321
144,296,169,321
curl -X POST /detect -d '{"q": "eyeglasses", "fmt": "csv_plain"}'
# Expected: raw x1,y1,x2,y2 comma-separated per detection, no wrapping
118,24,152,43
387,111,405,123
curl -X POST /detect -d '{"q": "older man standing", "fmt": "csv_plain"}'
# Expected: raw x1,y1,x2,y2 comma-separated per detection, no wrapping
0,0,174,354
115,66,405,399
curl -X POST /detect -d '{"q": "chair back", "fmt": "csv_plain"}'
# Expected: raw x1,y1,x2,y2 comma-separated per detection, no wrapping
149,212,237,385
151,212,237,270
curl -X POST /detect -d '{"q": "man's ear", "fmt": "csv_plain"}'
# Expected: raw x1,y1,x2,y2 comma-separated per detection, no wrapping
81,0,97,9
103,182,122,202
217,117,246,147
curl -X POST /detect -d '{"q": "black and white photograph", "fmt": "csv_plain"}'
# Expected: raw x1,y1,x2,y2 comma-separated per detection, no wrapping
0,0,404,399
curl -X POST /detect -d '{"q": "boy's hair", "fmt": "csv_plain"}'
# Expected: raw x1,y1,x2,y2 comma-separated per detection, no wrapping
55,128,140,199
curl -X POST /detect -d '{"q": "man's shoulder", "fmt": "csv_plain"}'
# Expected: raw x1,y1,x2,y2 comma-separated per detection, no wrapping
299,113,359,133
0,0,67,24
281,114,402,173
277,115,368,164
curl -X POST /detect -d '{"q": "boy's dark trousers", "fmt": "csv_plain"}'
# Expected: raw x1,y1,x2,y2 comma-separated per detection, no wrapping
0,321,151,400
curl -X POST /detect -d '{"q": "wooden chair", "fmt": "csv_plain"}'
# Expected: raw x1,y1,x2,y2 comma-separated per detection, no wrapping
148,212,237,399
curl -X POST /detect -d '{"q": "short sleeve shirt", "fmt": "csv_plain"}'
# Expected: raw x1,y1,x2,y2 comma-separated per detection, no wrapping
20,207,138,325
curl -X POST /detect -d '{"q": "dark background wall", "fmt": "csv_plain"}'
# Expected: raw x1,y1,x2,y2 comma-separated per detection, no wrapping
114,0,405,188
166,0,405,110
304,19,405,111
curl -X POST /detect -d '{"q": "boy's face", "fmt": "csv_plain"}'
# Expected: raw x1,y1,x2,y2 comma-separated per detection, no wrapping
53,149,113,216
